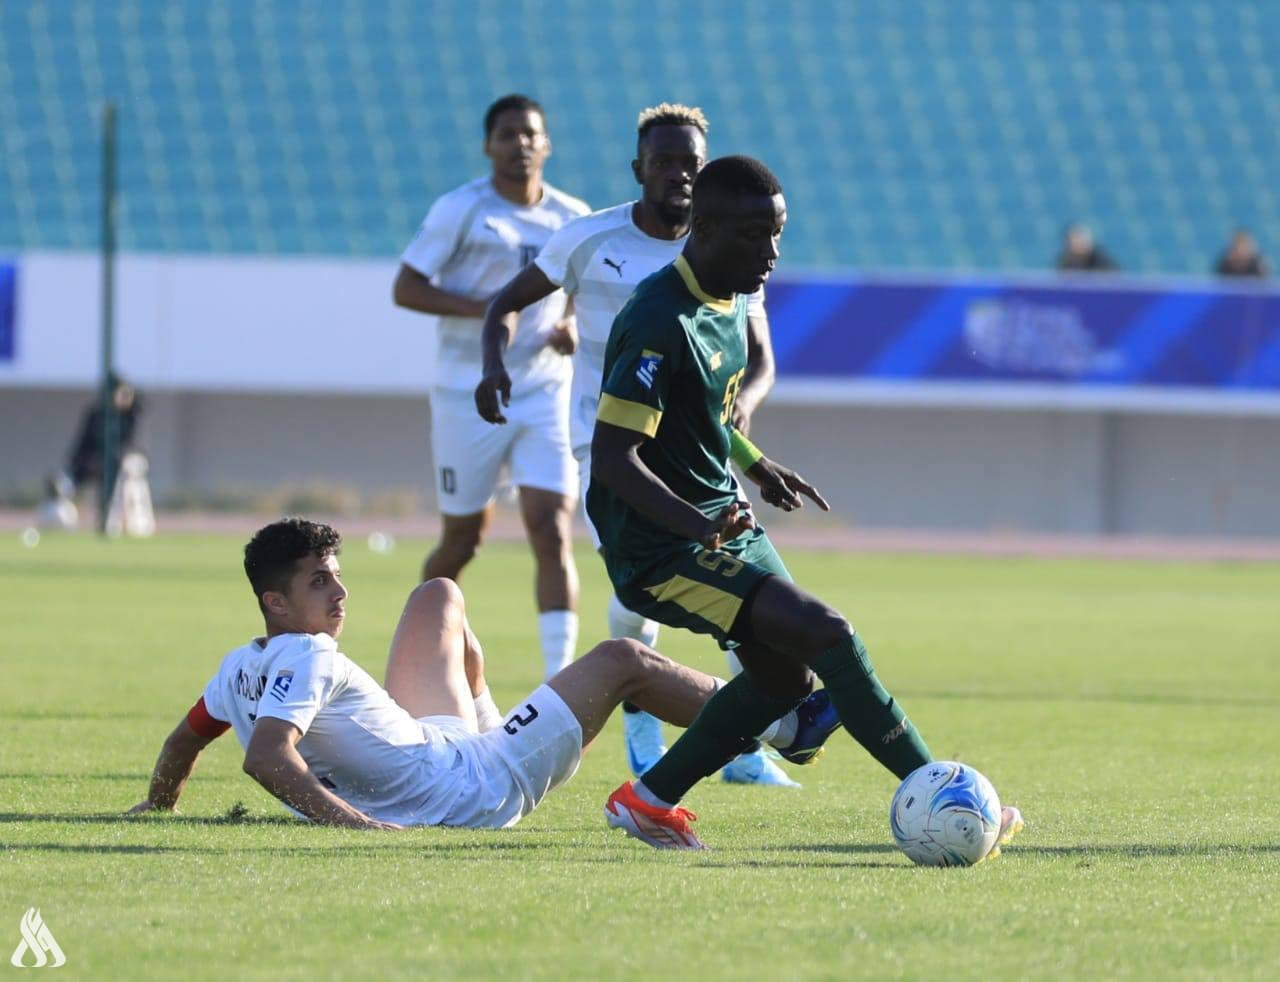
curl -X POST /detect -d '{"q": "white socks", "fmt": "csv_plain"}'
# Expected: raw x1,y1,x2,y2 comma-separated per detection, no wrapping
473,687,503,734
607,594,660,647
538,609,578,680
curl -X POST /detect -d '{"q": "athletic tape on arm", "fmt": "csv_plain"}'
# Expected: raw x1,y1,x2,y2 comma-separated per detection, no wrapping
729,429,764,469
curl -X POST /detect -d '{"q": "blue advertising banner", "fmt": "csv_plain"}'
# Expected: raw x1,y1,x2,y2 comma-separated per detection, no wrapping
766,274,1280,391
0,261,14,362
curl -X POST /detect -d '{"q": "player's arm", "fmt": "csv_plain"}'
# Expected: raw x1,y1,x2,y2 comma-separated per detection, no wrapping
392,264,490,318
475,263,560,423
395,193,491,318
591,422,755,551
729,429,831,514
127,699,227,814
732,309,777,435
241,717,402,831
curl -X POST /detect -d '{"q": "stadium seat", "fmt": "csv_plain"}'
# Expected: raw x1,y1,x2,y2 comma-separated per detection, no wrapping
1,0,1278,272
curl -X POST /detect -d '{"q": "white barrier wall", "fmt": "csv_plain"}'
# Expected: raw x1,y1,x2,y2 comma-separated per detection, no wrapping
2,252,1278,537
0,252,438,392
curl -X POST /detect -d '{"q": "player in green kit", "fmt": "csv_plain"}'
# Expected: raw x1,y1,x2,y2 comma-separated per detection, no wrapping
589,157,1023,852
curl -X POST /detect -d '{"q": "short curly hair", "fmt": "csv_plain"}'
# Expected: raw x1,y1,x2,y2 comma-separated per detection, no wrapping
636,102,709,151
243,518,342,611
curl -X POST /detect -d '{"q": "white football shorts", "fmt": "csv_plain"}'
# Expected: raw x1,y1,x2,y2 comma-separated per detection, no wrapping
429,381,575,516
420,684,583,829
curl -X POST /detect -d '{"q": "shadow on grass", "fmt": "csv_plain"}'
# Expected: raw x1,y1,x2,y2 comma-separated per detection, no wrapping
3,840,568,857
0,811,299,827
0,773,163,781
1018,843,1280,858
772,841,1280,860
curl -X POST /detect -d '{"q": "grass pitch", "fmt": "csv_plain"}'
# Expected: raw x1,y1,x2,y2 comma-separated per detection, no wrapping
3,530,1278,979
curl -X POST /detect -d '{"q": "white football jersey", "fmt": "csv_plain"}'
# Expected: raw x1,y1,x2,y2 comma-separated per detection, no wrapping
534,201,764,451
202,633,492,826
402,176,590,392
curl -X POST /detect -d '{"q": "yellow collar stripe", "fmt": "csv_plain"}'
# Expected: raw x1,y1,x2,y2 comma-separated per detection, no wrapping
674,255,736,314
597,393,663,437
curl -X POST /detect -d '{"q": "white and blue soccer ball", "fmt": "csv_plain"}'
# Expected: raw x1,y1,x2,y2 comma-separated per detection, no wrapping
890,761,1001,867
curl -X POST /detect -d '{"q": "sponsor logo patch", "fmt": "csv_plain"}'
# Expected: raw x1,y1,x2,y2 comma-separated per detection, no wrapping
635,349,663,389
270,670,294,701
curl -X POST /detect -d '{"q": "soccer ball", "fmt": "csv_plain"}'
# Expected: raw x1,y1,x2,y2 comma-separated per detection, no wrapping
889,761,1001,867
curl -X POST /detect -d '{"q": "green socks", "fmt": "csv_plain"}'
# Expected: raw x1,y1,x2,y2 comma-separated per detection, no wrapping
638,632,930,804
811,632,932,780
639,673,803,805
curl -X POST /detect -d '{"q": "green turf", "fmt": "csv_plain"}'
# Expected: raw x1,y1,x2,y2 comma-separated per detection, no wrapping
3,530,1278,979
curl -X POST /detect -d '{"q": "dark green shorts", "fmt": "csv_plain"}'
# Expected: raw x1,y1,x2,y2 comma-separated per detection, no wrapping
613,527,792,649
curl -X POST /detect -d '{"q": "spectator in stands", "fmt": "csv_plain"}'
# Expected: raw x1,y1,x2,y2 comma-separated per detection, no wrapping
1056,223,1117,272
1214,229,1270,278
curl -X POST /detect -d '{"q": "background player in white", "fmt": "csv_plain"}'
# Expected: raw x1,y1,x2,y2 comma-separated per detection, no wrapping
126,518,818,833
475,105,798,787
393,94,590,680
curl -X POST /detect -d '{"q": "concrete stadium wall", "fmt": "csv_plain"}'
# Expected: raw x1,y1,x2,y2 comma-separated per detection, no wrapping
5,385,1279,538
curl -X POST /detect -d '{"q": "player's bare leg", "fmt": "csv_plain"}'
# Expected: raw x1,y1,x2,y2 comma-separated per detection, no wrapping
421,505,493,583
519,485,580,678
545,639,718,748
383,578,479,729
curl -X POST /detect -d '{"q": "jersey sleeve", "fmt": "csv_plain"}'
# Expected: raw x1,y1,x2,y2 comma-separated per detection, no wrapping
400,192,469,279
253,638,341,736
186,696,230,739
596,300,683,438
534,218,587,294
200,668,230,725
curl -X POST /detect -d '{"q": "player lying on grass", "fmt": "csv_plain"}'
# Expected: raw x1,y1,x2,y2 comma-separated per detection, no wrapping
127,518,830,830
586,156,1023,851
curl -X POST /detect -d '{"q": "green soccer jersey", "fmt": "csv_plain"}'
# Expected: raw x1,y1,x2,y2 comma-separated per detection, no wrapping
586,254,749,585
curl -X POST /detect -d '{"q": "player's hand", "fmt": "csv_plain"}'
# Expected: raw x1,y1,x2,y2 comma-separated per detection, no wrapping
474,365,512,424
730,403,752,435
698,500,756,551
546,317,577,355
358,816,405,831
744,458,830,513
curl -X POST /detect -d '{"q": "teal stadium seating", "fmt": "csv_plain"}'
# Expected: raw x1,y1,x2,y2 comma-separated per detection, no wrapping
1,0,1277,271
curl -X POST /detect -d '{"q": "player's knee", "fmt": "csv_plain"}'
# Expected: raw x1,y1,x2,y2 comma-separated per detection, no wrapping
407,577,466,620
807,603,852,651
585,637,652,677
439,523,485,561
525,503,572,555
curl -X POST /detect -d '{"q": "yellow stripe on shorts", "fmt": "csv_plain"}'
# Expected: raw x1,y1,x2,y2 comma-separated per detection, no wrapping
644,574,742,632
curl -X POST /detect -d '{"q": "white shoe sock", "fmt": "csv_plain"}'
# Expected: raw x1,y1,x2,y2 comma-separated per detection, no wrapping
608,594,659,647
538,609,578,680
766,714,798,749
633,779,676,810
473,687,503,734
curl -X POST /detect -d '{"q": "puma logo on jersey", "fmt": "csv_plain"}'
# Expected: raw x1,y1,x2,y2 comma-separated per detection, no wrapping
636,349,663,389
603,257,627,277
709,351,723,370
483,217,521,247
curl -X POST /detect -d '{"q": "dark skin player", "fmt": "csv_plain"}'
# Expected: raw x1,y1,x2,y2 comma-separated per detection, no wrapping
591,182,842,700
474,122,775,433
